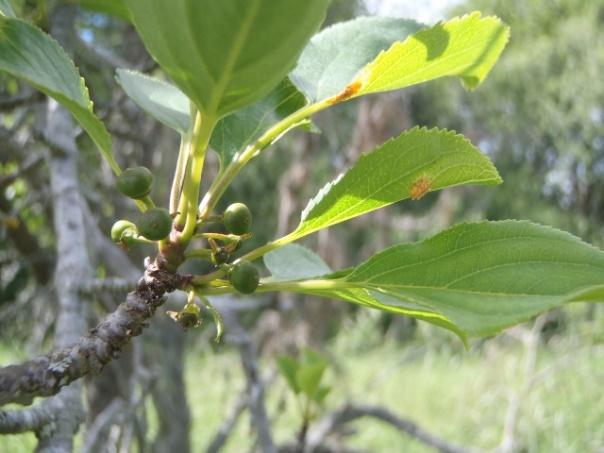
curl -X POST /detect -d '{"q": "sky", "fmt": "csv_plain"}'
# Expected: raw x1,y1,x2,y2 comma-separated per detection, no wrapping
364,0,464,23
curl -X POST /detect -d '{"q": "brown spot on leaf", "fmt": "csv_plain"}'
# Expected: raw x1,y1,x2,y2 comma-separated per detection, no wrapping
410,177,432,200
328,80,362,104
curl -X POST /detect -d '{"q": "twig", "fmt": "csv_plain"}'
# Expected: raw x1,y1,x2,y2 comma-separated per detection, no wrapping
82,398,124,450
205,386,249,453
79,277,137,295
305,403,478,453
0,398,58,434
0,259,188,406
0,90,44,112
222,307,277,453
498,314,548,453
0,154,45,190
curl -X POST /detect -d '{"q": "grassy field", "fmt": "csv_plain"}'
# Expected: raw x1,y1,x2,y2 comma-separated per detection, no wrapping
1,305,603,452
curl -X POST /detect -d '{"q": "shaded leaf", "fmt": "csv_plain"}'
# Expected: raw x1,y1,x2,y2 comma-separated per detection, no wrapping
313,385,331,405
210,78,308,167
116,69,189,133
116,70,309,166
264,244,331,282
283,221,604,340
276,356,300,394
0,17,115,169
71,0,130,20
125,0,328,118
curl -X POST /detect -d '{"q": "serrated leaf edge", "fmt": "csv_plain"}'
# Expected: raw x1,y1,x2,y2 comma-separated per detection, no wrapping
299,126,501,225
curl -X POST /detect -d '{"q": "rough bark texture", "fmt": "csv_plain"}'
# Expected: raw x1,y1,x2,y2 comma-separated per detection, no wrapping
0,257,187,407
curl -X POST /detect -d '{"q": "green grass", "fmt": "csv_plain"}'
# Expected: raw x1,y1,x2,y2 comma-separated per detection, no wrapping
2,306,603,452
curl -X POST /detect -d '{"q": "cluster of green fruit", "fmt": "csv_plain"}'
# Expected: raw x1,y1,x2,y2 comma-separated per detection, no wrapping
111,167,260,295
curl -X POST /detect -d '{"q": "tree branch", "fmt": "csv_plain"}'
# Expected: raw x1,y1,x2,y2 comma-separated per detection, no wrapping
221,306,276,453
205,387,248,453
0,258,189,407
0,400,56,434
305,403,478,453
0,90,44,112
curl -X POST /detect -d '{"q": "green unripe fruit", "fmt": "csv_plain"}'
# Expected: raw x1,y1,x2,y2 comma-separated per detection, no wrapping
229,261,259,294
111,220,137,243
136,208,172,241
223,203,252,235
116,167,154,199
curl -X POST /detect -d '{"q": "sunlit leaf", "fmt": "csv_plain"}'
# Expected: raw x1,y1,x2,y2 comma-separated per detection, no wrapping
353,12,510,98
290,127,501,241
291,16,422,101
0,0,15,17
291,13,509,104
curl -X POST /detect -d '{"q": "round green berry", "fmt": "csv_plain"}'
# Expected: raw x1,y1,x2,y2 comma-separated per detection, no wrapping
229,261,259,294
223,203,252,235
136,207,172,241
116,167,154,199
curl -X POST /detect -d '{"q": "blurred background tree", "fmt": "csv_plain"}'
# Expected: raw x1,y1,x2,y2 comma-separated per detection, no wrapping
1,0,603,452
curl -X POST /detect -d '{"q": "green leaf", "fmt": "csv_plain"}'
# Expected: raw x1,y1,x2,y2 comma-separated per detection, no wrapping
70,0,130,20
296,361,327,399
353,12,510,98
0,0,15,17
291,13,509,104
125,0,329,118
264,244,331,282
276,356,300,394
0,17,116,171
289,127,501,242
116,69,190,133
313,385,331,405
283,221,604,340
291,16,423,102
210,78,309,167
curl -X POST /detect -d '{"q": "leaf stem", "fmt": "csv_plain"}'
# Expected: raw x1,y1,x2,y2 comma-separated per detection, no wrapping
194,277,347,296
235,233,296,264
169,134,189,214
178,111,217,244
198,99,331,218
184,249,212,260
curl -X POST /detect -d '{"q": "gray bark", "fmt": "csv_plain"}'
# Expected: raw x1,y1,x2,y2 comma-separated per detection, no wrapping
0,255,188,406
34,99,91,451
304,403,477,453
